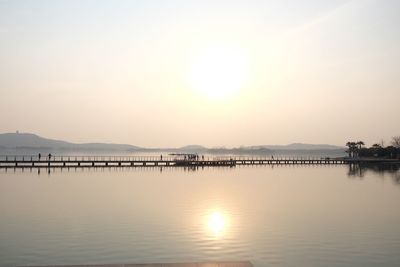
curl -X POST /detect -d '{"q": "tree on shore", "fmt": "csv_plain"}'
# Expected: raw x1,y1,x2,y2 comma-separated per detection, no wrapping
356,137,400,159
392,136,400,148
357,141,365,150
346,141,358,158
372,143,382,149
355,141,365,157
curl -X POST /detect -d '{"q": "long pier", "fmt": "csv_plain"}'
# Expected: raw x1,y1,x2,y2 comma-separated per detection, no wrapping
0,155,351,168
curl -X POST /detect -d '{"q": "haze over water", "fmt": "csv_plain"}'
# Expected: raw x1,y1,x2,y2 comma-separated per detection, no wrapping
1,165,399,267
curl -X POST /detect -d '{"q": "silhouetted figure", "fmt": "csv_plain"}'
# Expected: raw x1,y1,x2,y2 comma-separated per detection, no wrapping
202,155,204,161
48,153,52,161
160,154,163,160
38,153,41,161
272,155,274,160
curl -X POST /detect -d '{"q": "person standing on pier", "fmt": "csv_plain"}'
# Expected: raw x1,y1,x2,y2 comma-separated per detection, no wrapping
48,153,52,161
38,153,41,161
160,154,163,161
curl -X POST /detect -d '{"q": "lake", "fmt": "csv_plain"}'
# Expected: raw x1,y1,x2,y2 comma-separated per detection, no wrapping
1,164,399,267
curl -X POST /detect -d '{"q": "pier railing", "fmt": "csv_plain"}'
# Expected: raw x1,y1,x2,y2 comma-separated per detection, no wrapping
0,155,334,162
0,155,349,168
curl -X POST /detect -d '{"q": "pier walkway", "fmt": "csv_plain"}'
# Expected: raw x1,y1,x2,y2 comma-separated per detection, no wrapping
0,155,349,168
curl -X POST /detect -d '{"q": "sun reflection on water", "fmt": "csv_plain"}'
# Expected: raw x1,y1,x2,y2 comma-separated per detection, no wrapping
206,211,228,238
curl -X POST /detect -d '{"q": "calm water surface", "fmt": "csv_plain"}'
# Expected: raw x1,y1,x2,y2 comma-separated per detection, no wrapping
0,165,400,267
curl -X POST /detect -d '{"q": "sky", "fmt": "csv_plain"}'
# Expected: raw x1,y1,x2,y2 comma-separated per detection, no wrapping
0,0,399,148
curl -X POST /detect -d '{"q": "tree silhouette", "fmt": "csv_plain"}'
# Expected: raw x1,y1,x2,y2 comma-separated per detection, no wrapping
354,139,399,159
357,141,365,150
355,141,365,157
392,136,400,148
346,141,358,158
372,143,382,149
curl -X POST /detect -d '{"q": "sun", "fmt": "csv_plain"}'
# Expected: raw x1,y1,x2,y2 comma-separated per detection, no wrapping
189,47,249,100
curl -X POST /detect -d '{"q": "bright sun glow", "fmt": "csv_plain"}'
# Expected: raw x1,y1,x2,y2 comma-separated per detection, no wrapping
189,47,249,100
207,211,226,236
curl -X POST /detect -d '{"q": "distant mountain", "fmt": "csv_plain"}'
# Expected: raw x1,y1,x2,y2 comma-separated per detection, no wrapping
179,145,207,151
0,132,141,152
0,132,346,156
0,133,69,148
206,143,346,157
251,143,344,150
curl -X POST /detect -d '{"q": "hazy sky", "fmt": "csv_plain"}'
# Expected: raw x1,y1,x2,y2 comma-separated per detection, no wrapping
0,0,399,147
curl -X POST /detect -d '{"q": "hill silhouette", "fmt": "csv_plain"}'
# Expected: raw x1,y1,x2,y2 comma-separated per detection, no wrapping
0,132,141,152
0,132,345,155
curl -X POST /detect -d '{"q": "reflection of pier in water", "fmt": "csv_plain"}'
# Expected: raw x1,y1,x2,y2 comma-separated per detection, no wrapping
29,262,253,267
2,158,399,184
